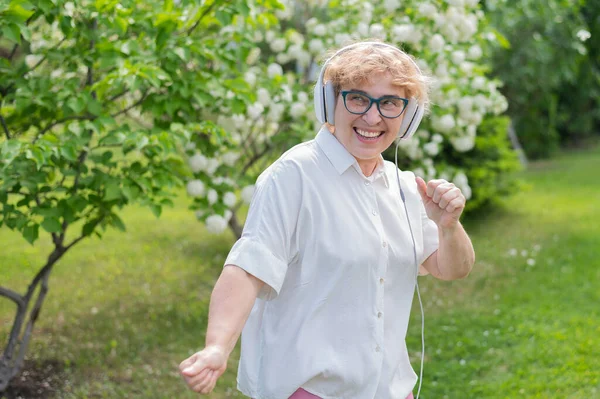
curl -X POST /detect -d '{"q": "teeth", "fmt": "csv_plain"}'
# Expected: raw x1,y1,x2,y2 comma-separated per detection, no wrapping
356,128,381,138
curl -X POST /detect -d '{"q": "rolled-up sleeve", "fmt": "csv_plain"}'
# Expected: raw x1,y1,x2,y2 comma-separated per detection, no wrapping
224,161,302,300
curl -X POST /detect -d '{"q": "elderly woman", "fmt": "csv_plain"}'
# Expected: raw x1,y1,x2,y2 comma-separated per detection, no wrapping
179,41,475,399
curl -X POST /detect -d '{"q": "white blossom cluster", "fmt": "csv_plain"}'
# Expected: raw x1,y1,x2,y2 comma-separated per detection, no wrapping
184,142,255,234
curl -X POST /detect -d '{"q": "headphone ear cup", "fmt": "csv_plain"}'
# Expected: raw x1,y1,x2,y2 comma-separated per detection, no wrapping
398,99,424,140
324,81,336,125
313,76,326,124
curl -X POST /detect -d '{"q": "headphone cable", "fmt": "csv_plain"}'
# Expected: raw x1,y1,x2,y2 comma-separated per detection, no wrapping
395,141,425,399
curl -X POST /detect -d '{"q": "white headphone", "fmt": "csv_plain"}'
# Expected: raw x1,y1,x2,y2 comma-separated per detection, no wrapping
313,42,425,140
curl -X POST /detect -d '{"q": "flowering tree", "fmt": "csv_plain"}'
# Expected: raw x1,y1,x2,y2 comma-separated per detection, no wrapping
0,0,281,391
185,0,520,236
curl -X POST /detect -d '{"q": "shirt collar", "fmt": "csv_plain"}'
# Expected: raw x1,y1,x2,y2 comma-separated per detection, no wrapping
315,126,356,175
315,126,390,188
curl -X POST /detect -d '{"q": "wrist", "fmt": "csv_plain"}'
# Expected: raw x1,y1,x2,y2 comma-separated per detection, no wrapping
438,220,461,235
204,333,237,357
203,343,230,359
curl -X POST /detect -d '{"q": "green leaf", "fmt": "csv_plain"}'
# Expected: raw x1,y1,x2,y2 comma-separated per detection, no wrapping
67,96,86,114
149,203,162,218
41,217,62,233
3,3,35,22
87,98,103,116
17,197,30,207
23,224,39,245
110,213,126,231
156,27,170,48
68,122,83,136
2,23,22,44
114,16,128,34
20,25,31,41
104,180,122,201
492,29,511,49
1,139,22,165
192,91,213,106
174,47,187,61
215,10,233,26
99,131,127,146
136,135,149,150
25,147,46,169
122,182,140,201
160,198,174,207
82,218,100,237
35,206,61,218
67,195,88,212
58,199,76,223
60,144,79,161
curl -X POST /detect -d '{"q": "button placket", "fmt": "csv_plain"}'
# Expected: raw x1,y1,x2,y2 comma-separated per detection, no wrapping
368,181,386,354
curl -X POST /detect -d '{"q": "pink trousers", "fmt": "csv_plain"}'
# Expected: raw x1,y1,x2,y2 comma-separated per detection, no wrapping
289,388,414,399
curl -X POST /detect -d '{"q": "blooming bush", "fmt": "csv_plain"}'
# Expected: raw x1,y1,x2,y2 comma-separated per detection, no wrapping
185,0,519,234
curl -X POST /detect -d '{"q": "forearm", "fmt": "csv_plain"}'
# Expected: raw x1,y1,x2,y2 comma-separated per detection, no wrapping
204,265,264,356
434,222,475,280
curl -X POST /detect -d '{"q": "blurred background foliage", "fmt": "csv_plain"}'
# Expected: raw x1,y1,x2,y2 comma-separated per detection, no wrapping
484,0,599,159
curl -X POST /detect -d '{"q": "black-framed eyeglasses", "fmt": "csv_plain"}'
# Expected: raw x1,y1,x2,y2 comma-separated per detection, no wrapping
341,90,409,119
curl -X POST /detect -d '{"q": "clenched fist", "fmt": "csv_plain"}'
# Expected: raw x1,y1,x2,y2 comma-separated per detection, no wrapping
179,345,228,394
415,176,466,229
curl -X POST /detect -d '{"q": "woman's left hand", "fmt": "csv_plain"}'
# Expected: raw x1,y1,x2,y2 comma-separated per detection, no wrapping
415,176,466,230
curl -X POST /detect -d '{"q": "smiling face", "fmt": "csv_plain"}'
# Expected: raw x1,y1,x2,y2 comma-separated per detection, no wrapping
332,73,406,175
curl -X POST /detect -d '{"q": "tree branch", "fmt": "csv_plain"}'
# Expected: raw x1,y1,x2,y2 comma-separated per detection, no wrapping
32,115,94,143
123,111,153,129
110,90,149,118
0,112,10,139
64,234,87,252
14,270,51,375
186,0,222,36
242,143,272,176
106,89,129,103
24,38,67,78
8,43,19,61
0,287,24,307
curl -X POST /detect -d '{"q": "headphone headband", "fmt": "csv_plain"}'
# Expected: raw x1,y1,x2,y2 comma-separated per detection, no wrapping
313,41,425,140
317,42,423,88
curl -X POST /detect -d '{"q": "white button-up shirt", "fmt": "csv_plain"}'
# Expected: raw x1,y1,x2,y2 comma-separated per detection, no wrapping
225,128,439,399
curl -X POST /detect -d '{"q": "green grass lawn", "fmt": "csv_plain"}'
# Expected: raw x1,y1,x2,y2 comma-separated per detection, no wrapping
1,144,599,398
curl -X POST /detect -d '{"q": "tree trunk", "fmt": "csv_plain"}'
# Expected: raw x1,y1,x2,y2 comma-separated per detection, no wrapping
228,211,243,240
507,119,528,167
0,248,63,393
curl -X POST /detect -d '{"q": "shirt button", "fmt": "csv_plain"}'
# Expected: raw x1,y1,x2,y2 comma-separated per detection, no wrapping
372,209,377,216
364,181,370,186
375,345,381,352
382,241,387,248
380,278,385,284
377,312,383,318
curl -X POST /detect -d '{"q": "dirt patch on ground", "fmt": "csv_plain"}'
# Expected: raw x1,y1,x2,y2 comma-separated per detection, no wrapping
2,359,67,399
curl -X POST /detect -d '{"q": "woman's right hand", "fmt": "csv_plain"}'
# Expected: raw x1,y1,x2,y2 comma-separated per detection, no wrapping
179,345,228,394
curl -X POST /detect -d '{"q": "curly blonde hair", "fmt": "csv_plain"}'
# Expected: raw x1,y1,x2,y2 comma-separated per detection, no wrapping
322,40,431,109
